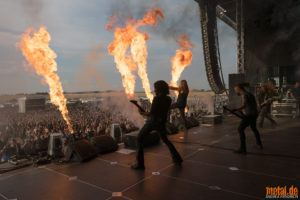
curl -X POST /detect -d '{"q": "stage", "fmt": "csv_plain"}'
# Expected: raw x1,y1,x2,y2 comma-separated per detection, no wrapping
0,117,299,200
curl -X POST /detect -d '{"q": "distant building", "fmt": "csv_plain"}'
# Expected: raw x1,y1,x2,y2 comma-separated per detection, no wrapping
18,96,46,113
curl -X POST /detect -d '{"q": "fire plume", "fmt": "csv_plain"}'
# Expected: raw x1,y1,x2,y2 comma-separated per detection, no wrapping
107,8,163,101
17,26,74,133
170,34,194,89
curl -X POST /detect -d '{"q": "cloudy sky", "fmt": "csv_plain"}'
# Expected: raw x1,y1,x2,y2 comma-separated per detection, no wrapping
0,0,237,94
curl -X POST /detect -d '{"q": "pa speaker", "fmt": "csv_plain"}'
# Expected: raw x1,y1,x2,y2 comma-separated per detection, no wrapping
110,123,123,143
124,130,160,149
90,135,118,154
48,133,64,158
65,139,97,162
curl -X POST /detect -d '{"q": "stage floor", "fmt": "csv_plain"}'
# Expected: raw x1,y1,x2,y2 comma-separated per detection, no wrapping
0,117,299,200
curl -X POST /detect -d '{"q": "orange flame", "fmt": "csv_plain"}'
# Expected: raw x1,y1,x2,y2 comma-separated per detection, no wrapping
17,26,74,133
185,107,188,113
108,24,137,97
170,34,194,91
107,8,163,101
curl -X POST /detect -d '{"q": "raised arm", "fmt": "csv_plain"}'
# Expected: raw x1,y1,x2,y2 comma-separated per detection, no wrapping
169,86,179,91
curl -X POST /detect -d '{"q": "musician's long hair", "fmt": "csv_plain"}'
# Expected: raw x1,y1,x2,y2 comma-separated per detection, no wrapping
154,80,169,96
262,82,275,96
179,80,189,95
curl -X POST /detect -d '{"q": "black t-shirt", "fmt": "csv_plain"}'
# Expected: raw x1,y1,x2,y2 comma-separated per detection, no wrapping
242,92,258,116
177,91,188,107
150,95,172,123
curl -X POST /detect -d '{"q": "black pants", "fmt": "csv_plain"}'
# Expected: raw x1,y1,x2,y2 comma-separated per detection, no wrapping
170,103,187,128
258,106,276,127
238,115,262,150
136,121,182,166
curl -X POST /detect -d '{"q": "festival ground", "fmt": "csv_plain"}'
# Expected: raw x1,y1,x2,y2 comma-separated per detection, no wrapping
0,116,299,200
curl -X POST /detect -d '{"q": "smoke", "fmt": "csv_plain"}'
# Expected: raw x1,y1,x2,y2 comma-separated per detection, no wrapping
197,93,214,114
100,92,145,128
188,92,214,114
154,1,199,40
20,0,44,23
75,45,108,91
106,0,199,40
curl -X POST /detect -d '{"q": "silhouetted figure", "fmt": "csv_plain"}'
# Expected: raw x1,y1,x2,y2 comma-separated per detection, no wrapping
257,85,277,128
232,84,263,154
169,80,189,130
131,80,183,170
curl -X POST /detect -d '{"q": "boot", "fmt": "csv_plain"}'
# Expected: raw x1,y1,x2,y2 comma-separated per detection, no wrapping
233,148,247,154
131,163,145,170
233,145,247,154
257,142,263,149
173,157,183,166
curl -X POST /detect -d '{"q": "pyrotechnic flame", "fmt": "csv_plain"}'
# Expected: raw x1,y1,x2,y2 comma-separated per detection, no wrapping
108,24,137,97
107,8,163,101
17,26,74,133
170,34,194,92
139,9,164,27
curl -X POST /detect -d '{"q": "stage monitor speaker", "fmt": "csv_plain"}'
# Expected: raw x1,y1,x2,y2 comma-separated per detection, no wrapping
166,122,178,135
186,116,200,128
124,130,160,149
202,115,222,124
90,135,118,154
172,116,200,130
65,139,97,162
173,118,186,131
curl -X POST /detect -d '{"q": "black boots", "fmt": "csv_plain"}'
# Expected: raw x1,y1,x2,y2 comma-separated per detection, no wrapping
173,157,183,166
233,148,247,154
257,142,263,149
131,163,145,170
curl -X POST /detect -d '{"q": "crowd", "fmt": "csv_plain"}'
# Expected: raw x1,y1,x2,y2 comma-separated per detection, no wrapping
0,102,138,161
0,95,222,162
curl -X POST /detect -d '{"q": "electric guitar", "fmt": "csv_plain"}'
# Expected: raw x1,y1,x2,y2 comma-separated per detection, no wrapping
130,100,146,113
223,106,247,120
260,98,273,108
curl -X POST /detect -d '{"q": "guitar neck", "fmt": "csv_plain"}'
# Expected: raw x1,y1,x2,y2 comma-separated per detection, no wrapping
130,101,146,112
223,106,245,120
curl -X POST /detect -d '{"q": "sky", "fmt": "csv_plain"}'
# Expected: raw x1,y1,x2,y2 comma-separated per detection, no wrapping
0,0,237,95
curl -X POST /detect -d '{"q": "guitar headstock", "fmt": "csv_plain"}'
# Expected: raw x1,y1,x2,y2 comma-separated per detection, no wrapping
129,100,138,104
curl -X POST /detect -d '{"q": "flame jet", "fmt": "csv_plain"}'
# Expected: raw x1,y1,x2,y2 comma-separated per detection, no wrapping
130,32,153,101
107,9,163,102
17,26,74,133
170,34,194,92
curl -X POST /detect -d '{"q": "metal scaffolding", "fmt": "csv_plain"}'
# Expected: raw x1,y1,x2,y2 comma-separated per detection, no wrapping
236,0,245,74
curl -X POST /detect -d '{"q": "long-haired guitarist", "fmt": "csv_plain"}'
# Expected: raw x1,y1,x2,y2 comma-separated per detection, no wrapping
257,84,277,128
131,80,183,170
169,80,189,130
